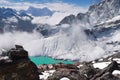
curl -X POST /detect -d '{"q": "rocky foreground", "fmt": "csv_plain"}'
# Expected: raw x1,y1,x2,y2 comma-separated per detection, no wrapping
38,53,120,80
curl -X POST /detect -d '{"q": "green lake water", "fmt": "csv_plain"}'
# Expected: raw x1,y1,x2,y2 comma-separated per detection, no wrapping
29,56,74,66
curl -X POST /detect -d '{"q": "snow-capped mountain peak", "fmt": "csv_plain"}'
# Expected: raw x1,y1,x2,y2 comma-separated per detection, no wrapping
0,7,36,32
59,0,120,26
26,6,54,17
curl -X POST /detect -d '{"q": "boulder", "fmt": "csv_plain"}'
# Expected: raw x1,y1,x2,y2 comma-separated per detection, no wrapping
8,49,28,61
8,45,28,61
79,63,100,79
0,45,39,80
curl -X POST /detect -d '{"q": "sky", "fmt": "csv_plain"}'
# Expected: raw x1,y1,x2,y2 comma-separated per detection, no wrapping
4,0,96,7
10,0,92,6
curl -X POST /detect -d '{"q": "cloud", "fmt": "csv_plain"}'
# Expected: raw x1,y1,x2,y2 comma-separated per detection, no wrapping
0,24,105,61
43,2,87,13
32,12,75,25
30,2,88,25
0,31,42,54
29,2,87,25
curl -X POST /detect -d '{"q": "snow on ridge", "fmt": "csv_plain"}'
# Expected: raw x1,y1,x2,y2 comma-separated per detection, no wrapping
112,70,120,75
60,77,70,80
95,15,120,29
21,16,31,21
93,62,111,69
106,15,120,23
2,16,18,23
39,70,56,80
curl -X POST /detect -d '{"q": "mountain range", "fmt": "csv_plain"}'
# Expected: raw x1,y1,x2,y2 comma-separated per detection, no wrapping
31,0,120,61
0,7,36,32
0,0,120,61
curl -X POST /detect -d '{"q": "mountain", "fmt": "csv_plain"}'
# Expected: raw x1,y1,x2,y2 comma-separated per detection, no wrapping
60,0,120,26
23,0,120,61
87,0,120,26
21,6,54,17
0,7,36,32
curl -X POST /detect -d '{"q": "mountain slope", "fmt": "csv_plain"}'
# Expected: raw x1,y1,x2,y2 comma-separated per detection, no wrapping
23,0,120,61
21,6,54,17
87,0,120,25
59,0,120,26
0,7,36,32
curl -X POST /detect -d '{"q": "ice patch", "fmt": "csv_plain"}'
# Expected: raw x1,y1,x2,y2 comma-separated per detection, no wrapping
93,62,111,69
60,77,70,80
39,70,56,80
112,70,120,75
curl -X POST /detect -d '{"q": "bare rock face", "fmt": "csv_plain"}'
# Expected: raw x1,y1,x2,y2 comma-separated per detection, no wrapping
95,72,119,80
44,61,120,80
79,63,100,79
59,14,76,25
46,63,88,80
0,45,39,80
47,68,88,80
91,61,120,80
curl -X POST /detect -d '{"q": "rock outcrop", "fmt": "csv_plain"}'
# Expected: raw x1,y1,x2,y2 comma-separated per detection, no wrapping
59,14,76,25
38,53,120,80
39,59,120,80
91,61,120,80
0,45,39,80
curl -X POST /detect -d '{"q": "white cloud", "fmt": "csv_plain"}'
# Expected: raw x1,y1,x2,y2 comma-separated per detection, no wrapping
0,31,42,54
44,2,87,13
30,2,88,25
32,12,73,25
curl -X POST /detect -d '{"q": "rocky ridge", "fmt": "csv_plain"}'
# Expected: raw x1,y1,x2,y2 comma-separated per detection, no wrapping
38,52,120,80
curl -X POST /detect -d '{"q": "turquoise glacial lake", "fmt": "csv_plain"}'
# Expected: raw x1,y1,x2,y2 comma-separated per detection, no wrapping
29,56,74,66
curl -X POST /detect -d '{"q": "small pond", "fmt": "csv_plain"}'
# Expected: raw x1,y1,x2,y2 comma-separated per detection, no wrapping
29,56,74,66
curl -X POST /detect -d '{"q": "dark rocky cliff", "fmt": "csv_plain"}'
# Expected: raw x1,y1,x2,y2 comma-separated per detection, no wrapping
0,45,39,80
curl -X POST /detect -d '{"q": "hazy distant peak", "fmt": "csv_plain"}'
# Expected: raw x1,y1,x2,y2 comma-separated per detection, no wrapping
26,6,54,17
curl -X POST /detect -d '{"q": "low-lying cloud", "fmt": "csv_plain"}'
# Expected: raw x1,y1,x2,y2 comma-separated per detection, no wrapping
0,24,106,62
0,31,42,54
